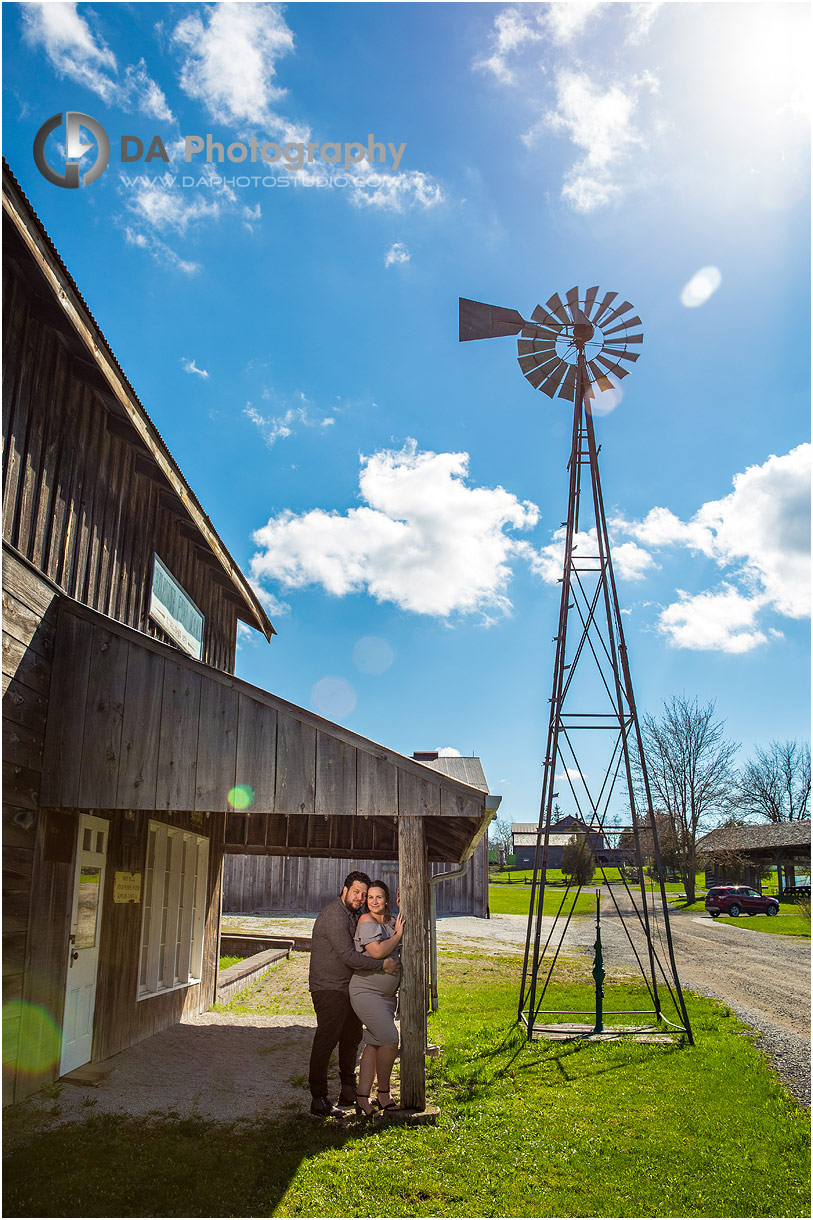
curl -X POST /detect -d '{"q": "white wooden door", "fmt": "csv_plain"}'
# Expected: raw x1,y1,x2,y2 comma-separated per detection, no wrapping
60,814,109,1075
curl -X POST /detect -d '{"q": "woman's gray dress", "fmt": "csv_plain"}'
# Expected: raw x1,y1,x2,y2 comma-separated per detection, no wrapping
348,917,400,1047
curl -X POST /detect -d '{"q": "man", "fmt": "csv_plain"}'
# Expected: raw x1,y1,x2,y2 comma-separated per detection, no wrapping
308,870,399,1116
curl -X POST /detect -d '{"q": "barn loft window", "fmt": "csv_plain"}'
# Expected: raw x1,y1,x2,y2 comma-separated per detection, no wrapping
138,822,209,999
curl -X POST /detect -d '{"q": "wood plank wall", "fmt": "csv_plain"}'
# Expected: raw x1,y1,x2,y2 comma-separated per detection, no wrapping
1,552,226,1103
92,809,224,1063
221,840,489,917
42,603,486,844
2,255,240,673
1,553,59,1104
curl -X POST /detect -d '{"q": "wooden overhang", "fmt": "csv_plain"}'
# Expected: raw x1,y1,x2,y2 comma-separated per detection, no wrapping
40,598,492,864
2,161,274,642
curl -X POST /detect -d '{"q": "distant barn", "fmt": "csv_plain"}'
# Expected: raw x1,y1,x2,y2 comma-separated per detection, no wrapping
512,815,632,870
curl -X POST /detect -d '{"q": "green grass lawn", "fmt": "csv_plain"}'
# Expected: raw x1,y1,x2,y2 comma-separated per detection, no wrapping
676,902,811,937
489,883,595,916
491,868,706,893
218,954,244,970
3,954,809,1218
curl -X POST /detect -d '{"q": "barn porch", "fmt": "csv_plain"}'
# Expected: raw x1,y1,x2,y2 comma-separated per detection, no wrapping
36,594,492,1110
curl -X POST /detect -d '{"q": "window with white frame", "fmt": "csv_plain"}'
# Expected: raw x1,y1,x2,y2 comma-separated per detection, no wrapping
138,821,209,1000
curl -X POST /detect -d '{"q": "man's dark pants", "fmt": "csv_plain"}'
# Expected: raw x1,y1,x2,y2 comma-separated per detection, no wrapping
308,989,363,1100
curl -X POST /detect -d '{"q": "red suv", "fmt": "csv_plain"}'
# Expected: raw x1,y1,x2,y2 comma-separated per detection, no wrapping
704,885,779,918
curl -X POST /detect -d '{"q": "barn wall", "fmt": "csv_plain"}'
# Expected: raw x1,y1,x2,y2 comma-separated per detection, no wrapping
2,255,239,673
2,552,59,1104
92,808,224,1063
222,838,489,917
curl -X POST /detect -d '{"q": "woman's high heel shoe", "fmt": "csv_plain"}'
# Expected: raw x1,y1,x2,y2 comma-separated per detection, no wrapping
355,1093,374,1118
374,1089,399,1111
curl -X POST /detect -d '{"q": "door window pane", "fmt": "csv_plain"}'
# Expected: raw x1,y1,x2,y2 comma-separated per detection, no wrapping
74,867,102,948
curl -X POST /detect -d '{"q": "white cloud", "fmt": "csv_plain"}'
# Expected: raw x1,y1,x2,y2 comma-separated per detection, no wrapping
622,445,811,621
474,6,543,84
249,441,540,620
625,3,663,46
22,2,172,119
244,393,335,449
122,226,200,275
347,164,444,212
168,4,444,214
616,444,811,650
248,578,289,618
122,59,174,122
171,3,294,126
384,242,411,267
181,357,209,379
119,159,260,265
680,266,722,308
694,445,811,619
542,2,603,46
531,68,658,213
658,586,770,654
521,527,656,584
437,747,462,757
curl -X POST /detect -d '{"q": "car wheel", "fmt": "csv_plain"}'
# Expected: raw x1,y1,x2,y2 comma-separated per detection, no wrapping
728,904,740,916
766,905,778,916
710,912,719,918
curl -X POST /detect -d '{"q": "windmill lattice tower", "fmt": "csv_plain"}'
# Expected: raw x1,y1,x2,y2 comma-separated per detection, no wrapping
460,287,693,1044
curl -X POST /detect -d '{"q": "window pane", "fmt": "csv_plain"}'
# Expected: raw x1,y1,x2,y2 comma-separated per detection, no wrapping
75,867,102,948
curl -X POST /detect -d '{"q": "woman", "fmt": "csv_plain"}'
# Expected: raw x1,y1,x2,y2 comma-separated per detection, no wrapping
348,879,405,1116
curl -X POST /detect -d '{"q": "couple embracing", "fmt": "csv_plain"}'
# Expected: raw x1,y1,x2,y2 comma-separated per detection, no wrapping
308,871,405,1117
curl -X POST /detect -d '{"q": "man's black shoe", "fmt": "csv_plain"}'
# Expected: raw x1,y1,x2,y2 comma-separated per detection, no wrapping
336,1091,357,1110
310,1096,343,1117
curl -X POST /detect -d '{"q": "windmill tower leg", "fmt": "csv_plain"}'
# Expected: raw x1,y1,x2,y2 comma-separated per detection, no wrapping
520,355,694,1044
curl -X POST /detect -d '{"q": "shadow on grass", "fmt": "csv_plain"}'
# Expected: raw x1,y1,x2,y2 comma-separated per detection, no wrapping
430,1016,687,1109
2,1109,380,1218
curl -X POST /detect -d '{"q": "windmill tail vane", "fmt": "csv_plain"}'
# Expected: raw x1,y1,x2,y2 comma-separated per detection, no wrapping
459,287,643,401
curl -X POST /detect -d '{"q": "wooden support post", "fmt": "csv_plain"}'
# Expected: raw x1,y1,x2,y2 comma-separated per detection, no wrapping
398,814,427,1111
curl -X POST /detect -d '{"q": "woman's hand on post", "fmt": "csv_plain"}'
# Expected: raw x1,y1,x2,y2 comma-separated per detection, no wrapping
394,911,405,940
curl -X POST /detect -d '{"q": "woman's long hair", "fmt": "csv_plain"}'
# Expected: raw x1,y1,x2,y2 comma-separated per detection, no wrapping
368,879,392,920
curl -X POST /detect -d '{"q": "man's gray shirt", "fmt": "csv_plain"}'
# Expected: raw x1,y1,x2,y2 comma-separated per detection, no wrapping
308,896,380,993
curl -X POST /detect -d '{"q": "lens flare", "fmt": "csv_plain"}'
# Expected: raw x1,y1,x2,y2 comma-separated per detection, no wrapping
3,1002,62,1075
228,784,255,810
352,635,394,675
312,676,357,719
680,266,722,308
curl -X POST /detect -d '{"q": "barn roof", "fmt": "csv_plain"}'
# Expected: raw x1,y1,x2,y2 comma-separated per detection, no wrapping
417,754,490,792
697,821,811,855
2,160,274,641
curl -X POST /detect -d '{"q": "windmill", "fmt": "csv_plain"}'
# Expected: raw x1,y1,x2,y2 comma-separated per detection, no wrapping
460,287,693,1044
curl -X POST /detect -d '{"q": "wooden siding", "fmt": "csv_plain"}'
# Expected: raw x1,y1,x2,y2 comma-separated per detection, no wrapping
41,600,488,863
92,809,223,1063
3,252,240,673
2,553,58,1104
222,840,490,917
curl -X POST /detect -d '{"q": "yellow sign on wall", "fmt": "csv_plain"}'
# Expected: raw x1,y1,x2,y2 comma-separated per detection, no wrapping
113,871,142,904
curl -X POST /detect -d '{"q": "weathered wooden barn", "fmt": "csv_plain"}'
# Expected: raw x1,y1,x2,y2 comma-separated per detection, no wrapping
1,163,491,1110
223,753,492,916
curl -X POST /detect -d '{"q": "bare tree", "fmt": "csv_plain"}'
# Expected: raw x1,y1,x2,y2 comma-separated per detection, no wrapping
638,696,739,902
488,815,513,863
736,739,811,823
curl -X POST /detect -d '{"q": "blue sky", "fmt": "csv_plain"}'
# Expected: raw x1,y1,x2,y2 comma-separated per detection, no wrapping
3,1,810,826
